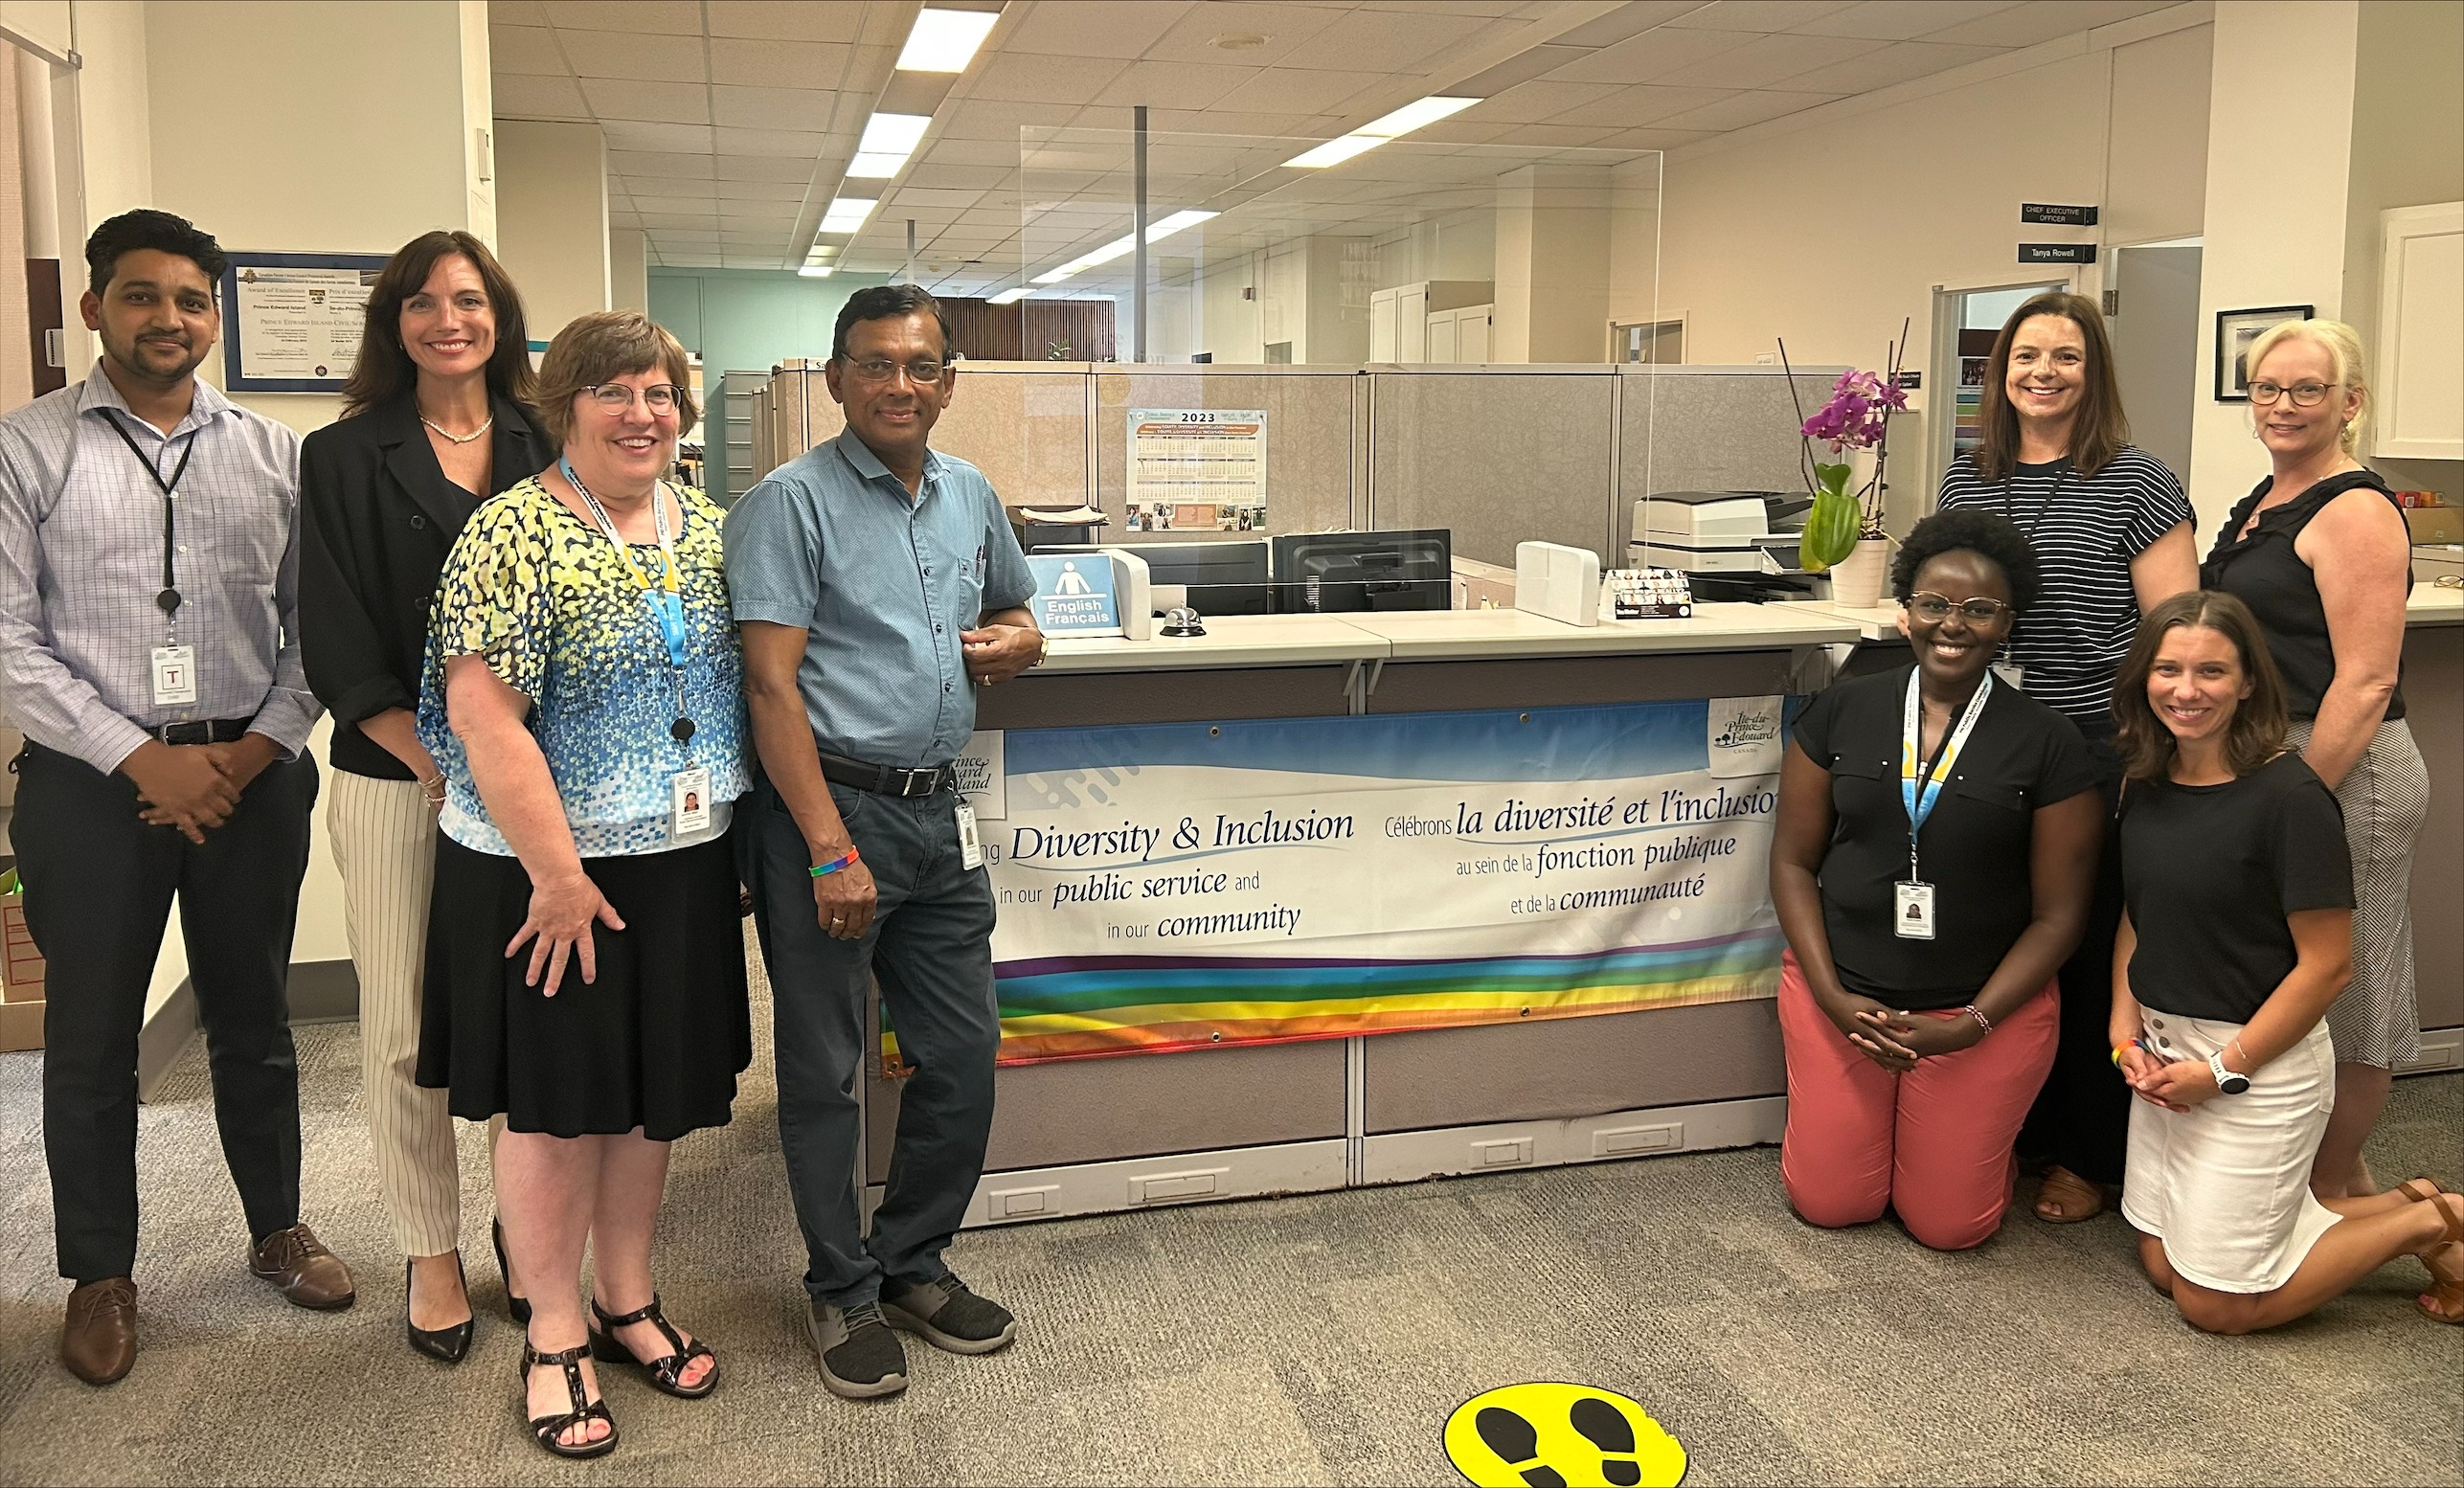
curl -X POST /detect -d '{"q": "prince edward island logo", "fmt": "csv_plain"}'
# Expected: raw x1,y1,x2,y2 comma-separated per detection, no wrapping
1713,708,1777,752
952,756,995,796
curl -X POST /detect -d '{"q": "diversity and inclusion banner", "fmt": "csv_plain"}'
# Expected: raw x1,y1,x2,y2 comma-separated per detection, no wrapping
909,698,1790,1067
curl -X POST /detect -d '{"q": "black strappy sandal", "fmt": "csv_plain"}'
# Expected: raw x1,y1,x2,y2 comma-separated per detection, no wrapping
519,1341,618,1459
589,1294,719,1399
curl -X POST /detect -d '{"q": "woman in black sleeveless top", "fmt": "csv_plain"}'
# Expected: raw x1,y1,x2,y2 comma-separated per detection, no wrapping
2202,318,2423,1204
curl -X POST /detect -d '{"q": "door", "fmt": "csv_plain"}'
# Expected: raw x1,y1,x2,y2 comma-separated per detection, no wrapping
1369,289,1397,361
2106,243,2202,485
1426,309,1458,364
1398,285,1428,361
1927,279,2070,507
1458,307,1491,364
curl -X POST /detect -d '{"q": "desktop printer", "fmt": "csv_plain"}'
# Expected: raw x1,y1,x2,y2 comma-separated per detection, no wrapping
1629,491,1822,599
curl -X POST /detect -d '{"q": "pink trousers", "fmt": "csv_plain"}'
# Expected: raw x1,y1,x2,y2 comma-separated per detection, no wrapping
1776,950,2059,1251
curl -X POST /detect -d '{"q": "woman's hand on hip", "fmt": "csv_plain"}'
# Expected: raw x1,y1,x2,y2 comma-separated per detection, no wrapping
508,869,627,991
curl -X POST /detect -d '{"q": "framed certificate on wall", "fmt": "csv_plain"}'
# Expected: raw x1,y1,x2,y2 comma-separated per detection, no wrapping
217,252,392,393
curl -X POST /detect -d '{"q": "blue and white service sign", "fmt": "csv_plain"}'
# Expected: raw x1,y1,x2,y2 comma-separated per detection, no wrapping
1026,553,1123,636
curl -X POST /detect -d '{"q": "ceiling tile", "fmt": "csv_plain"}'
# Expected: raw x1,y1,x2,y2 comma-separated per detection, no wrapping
713,177,814,201
1592,126,1720,151
638,211,723,229
1485,123,1617,147
580,78,711,124
1778,38,2006,92
1543,26,1763,84
712,84,839,132
1091,60,1266,111
944,99,1088,142
1464,80,1623,124
602,121,715,153
1790,1,2023,41
713,125,830,157
1277,8,1490,73
622,173,720,199
890,187,986,210
1209,67,1388,116
537,0,701,35
1676,32,1890,88
494,74,592,119
1662,0,1858,32
1648,87,1840,130
1409,120,1515,145
905,163,1015,191
1136,108,1317,138
914,137,1025,168
488,25,565,75
706,0,866,42
492,0,549,23
708,37,852,89
611,149,713,177
630,195,723,215
1144,3,1345,66
556,29,702,81
1003,1,1188,59
1548,84,1736,128
965,51,1132,106
1924,0,2177,47
715,154,825,181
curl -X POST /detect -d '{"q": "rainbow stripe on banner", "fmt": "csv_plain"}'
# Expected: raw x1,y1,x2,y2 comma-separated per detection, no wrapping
884,926,1783,1066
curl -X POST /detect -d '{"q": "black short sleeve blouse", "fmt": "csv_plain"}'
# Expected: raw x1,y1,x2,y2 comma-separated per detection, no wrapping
1790,664,2100,1008
2119,752,2354,1024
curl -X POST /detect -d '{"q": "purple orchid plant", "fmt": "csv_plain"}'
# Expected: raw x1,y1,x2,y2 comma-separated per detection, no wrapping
1781,324,1910,572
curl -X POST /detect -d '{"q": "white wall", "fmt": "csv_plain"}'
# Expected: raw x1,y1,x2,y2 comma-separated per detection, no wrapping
495,119,609,345
1605,157,1662,336
1373,209,1494,288
1494,164,1613,364
1657,5,2214,491
609,225,648,315
2183,1,2361,534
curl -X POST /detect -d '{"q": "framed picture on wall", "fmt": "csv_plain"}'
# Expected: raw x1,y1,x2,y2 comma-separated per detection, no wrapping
217,251,393,394
2214,304,2314,403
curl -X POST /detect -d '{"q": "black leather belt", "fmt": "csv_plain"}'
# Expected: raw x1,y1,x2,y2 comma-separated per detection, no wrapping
818,752,953,798
152,718,253,746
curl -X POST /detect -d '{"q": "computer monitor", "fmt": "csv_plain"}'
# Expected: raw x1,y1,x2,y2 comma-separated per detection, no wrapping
1035,538,1274,616
1271,530,1452,614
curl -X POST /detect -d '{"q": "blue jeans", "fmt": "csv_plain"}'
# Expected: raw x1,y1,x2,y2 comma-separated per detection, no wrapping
744,773,1000,1308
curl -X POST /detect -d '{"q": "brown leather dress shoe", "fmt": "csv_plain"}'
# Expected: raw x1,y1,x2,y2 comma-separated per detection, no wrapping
62,1277,138,1386
249,1224,356,1310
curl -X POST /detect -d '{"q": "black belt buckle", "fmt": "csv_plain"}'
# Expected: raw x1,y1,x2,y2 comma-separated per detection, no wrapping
896,767,940,798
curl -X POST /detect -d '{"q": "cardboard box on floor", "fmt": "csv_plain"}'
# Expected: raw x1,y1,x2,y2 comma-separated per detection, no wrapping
2,868,45,1050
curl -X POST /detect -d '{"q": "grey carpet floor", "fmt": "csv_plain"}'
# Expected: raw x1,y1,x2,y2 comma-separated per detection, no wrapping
0,969,2457,1486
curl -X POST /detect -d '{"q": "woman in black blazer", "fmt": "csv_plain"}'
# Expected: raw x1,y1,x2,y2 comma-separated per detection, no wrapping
300,231,554,1364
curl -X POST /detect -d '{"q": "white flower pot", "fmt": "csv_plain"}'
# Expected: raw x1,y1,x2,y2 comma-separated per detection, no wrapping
1828,536,1890,609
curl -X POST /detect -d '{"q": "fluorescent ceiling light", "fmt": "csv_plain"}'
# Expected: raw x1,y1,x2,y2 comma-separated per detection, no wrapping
859,112,932,154
987,287,1030,304
1030,210,1219,284
819,197,877,234
1283,95,1481,169
798,265,835,278
897,9,997,72
846,152,909,178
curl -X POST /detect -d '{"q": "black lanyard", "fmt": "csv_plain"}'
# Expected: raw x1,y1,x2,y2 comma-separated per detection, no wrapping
2000,461,2070,539
105,415,197,622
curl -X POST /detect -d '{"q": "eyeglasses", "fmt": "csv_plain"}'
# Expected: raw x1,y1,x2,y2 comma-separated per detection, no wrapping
2248,379,2338,408
1908,592,2013,623
583,383,685,414
845,357,948,385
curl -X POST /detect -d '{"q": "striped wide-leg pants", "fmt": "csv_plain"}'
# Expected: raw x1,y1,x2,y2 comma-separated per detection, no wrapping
2289,716,2428,1071
328,770,463,1256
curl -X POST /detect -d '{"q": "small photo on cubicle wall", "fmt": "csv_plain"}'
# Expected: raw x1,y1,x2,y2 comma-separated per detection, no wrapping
217,251,392,394
2213,304,2314,403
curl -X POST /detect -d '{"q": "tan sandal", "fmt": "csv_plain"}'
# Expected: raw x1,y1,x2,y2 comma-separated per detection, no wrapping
2033,1165,2110,1224
2399,1179,2464,1324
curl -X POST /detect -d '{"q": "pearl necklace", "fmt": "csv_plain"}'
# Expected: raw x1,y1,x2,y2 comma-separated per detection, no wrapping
419,413,494,445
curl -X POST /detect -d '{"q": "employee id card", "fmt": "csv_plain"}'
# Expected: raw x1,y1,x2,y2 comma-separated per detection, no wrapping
670,767,712,840
150,644,197,707
1894,881,1937,940
955,800,984,869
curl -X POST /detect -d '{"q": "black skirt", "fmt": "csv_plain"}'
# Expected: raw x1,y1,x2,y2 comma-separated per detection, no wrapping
418,831,752,1139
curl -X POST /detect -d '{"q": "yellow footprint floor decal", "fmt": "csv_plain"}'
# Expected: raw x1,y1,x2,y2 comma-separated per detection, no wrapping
1444,1383,1687,1488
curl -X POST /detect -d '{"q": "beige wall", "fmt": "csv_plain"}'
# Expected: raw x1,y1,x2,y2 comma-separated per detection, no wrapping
495,119,609,345
1494,164,1613,365
610,225,648,315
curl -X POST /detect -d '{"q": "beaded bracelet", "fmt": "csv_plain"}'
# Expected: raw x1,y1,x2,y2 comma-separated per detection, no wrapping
809,846,860,879
1961,1003,1993,1035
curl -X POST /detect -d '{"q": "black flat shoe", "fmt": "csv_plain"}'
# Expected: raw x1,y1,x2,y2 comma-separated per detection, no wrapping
519,1339,617,1460
590,1294,718,1399
491,1218,531,1325
405,1254,475,1364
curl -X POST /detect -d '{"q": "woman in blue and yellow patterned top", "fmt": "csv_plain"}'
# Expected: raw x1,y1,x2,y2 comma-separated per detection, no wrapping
415,312,746,1461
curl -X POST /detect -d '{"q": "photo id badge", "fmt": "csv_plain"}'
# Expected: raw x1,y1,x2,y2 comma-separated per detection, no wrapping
954,800,984,869
1894,881,1937,940
1991,661,2025,689
669,767,712,840
150,644,198,707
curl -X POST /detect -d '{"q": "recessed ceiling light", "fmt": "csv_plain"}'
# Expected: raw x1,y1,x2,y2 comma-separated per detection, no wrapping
1029,210,1218,284
1211,32,1268,50
988,287,1030,304
819,197,877,234
798,265,835,278
1283,95,1481,169
897,9,998,72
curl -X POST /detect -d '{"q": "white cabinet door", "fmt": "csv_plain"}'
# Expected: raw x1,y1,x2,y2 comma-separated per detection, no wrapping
2376,202,2463,461
1369,289,1398,361
1398,285,1429,361
1426,309,1458,363
1458,306,1492,364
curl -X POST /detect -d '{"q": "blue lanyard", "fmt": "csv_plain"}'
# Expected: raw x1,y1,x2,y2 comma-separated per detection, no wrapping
563,457,689,669
1900,668,1993,877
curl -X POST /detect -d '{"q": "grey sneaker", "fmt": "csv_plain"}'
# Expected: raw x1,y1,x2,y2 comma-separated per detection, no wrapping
806,1299,908,1399
880,1274,1016,1356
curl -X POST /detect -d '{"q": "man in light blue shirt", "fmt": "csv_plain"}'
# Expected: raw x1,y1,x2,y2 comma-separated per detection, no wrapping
0,211,353,1387
726,284,1041,1400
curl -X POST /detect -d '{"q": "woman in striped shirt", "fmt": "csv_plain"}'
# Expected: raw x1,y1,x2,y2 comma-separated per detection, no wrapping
1936,290,2197,1224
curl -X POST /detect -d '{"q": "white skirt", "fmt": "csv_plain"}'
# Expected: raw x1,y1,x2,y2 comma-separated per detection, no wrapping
2118,1011,2340,1294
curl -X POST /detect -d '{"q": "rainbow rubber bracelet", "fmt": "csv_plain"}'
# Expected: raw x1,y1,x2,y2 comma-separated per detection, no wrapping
809,846,860,878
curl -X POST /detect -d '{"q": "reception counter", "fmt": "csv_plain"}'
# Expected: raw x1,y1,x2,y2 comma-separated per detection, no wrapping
867,590,2462,1229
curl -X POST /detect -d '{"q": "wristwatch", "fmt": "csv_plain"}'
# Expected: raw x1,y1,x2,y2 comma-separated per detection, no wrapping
2207,1048,2251,1094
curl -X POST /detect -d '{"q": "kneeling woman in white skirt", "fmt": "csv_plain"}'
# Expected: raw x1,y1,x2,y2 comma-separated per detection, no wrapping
2108,591,2460,1333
